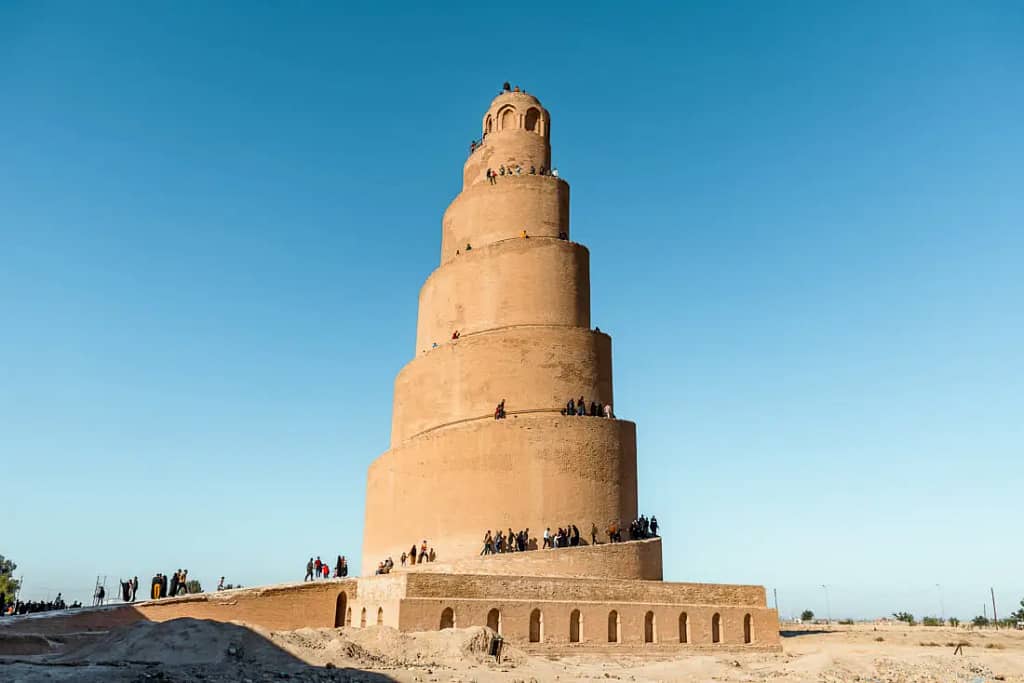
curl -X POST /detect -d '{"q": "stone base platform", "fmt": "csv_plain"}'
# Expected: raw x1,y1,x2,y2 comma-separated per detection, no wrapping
0,569,780,651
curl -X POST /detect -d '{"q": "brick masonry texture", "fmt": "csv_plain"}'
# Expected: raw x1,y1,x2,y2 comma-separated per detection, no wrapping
363,415,638,576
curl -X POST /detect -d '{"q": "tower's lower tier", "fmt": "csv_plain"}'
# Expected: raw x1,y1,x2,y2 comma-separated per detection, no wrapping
363,414,638,577
1,568,781,651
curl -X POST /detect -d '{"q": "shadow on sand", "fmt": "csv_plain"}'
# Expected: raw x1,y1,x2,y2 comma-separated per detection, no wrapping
1,613,397,682
780,629,836,638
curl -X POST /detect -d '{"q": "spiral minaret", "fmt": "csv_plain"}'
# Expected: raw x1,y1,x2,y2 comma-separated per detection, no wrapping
362,88,639,575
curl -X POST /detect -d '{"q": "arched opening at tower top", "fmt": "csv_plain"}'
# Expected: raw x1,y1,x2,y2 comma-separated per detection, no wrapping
524,107,540,132
500,107,517,130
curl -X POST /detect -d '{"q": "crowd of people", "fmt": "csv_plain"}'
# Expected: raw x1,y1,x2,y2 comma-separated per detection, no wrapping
606,514,659,543
2,567,211,616
148,569,191,599
543,525,583,548
485,164,558,184
494,397,615,421
561,396,614,418
304,555,348,581
1,594,81,616
118,577,139,602
372,540,437,574
399,540,436,567
478,514,660,555
629,514,659,540
481,527,532,554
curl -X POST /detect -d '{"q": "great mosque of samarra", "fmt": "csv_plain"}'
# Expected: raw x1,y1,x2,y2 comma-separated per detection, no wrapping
14,87,780,650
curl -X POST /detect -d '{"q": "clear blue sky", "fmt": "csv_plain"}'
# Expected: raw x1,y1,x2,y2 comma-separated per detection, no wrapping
2,1,1021,621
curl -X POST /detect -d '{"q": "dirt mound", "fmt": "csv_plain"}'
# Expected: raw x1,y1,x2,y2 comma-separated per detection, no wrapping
49,618,515,673
271,625,522,669
57,617,299,667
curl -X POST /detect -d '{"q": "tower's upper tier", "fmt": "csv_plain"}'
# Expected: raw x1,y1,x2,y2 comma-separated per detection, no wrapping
462,89,551,190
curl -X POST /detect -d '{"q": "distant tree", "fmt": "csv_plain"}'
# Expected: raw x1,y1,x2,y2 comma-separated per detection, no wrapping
921,616,943,626
972,615,990,627
892,611,916,625
1011,598,1024,623
949,617,960,627
185,579,202,594
801,610,814,622
0,555,20,604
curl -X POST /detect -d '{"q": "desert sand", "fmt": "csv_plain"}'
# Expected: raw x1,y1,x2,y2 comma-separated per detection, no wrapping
2,619,1023,682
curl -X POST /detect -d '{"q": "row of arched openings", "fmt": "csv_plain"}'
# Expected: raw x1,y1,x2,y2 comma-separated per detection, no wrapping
625,610,752,644
336,593,753,644
335,593,383,629
436,604,754,645
484,106,546,136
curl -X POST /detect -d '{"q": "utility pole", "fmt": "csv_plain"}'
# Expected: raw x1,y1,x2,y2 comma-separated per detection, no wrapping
773,588,778,614
991,587,998,628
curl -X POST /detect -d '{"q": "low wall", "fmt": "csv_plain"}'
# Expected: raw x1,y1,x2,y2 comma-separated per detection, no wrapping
403,573,766,607
0,581,359,636
132,581,357,631
1,573,778,651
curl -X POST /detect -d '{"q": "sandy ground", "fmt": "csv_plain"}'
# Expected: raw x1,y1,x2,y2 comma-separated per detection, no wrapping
1,620,1023,682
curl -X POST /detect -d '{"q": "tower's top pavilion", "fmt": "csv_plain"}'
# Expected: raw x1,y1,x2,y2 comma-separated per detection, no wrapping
461,88,552,191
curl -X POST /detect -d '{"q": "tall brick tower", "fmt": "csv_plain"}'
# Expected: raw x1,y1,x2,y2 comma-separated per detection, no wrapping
362,87,639,575
31,87,780,649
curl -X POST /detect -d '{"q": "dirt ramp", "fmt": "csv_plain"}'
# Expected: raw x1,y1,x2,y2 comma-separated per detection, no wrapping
58,617,299,667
